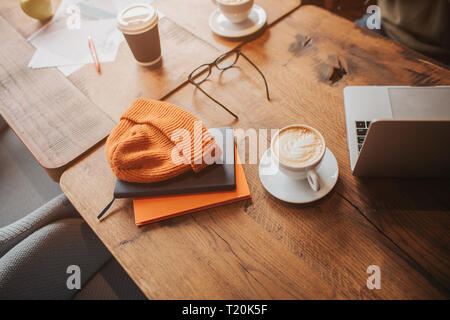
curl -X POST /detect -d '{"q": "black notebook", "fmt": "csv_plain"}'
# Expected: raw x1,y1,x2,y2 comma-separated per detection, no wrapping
114,127,235,199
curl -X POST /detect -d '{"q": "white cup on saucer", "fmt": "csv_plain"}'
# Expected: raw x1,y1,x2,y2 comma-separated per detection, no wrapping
211,0,254,23
271,124,326,192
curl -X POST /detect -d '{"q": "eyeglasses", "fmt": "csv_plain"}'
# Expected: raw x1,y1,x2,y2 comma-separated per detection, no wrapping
188,49,270,119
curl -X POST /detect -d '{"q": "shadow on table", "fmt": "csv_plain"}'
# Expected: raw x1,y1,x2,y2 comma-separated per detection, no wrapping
351,178,450,212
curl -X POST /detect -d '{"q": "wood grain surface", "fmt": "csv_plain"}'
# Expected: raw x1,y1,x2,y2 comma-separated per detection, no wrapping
0,0,221,176
60,6,450,299
0,16,115,180
67,17,220,122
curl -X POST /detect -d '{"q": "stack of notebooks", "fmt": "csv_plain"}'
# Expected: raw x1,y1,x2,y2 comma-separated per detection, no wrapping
113,128,251,226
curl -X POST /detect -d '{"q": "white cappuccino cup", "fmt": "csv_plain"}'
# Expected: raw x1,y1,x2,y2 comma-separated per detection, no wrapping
271,124,326,192
211,0,254,24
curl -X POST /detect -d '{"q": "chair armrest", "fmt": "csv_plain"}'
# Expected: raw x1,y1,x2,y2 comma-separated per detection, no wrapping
0,218,111,299
0,194,78,257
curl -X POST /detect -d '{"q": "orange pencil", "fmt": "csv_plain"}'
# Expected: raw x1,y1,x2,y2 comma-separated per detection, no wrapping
88,36,101,73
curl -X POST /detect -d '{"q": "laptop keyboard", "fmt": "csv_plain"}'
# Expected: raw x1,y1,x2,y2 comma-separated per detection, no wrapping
355,121,371,153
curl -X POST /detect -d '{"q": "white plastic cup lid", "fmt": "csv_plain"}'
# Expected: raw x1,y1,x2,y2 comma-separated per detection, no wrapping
117,4,158,35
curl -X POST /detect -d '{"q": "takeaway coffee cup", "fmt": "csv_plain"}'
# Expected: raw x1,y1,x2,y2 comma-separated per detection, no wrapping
117,3,162,67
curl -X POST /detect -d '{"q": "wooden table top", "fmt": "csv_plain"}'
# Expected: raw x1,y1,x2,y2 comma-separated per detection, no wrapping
0,16,115,181
59,5,450,299
0,0,298,180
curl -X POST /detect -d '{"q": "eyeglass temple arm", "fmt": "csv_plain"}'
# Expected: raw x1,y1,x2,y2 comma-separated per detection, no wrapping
191,82,239,119
239,52,271,101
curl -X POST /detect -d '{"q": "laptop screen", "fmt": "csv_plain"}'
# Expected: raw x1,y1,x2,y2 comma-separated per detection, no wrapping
388,87,450,120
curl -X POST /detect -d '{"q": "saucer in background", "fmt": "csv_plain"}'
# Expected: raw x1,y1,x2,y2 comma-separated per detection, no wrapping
209,5,267,38
258,148,339,204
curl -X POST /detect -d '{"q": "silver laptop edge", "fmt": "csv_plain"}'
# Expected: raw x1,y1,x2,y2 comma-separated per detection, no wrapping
343,86,450,174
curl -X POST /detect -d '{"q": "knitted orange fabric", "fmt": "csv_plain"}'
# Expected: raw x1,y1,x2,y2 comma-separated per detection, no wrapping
105,98,220,183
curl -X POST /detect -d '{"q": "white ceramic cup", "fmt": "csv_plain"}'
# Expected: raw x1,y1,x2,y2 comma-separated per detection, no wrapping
211,0,254,24
271,124,326,192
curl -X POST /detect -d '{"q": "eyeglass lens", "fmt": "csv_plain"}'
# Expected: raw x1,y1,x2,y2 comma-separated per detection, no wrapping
215,51,239,70
189,64,212,85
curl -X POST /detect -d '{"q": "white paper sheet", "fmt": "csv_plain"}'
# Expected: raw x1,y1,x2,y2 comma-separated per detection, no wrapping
28,0,153,76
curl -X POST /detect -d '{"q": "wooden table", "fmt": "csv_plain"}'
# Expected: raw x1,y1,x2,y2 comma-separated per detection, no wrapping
0,0,299,180
1,1,449,299
60,6,450,299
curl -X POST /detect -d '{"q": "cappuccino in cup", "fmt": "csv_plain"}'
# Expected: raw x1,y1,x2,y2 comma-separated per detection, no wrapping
212,0,254,23
271,125,326,191
272,126,324,167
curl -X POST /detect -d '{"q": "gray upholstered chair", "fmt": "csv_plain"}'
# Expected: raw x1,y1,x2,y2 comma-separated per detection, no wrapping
0,194,145,300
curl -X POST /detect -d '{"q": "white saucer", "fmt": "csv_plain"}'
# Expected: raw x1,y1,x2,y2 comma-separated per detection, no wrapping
209,5,267,38
258,148,339,204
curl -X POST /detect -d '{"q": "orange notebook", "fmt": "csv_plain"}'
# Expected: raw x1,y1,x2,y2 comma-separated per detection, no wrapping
133,159,251,226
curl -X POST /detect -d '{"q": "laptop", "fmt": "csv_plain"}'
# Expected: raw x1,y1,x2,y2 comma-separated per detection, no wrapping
343,86,450,177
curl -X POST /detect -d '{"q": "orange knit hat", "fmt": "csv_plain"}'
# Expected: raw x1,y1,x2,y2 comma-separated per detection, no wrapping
105,99,221,183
